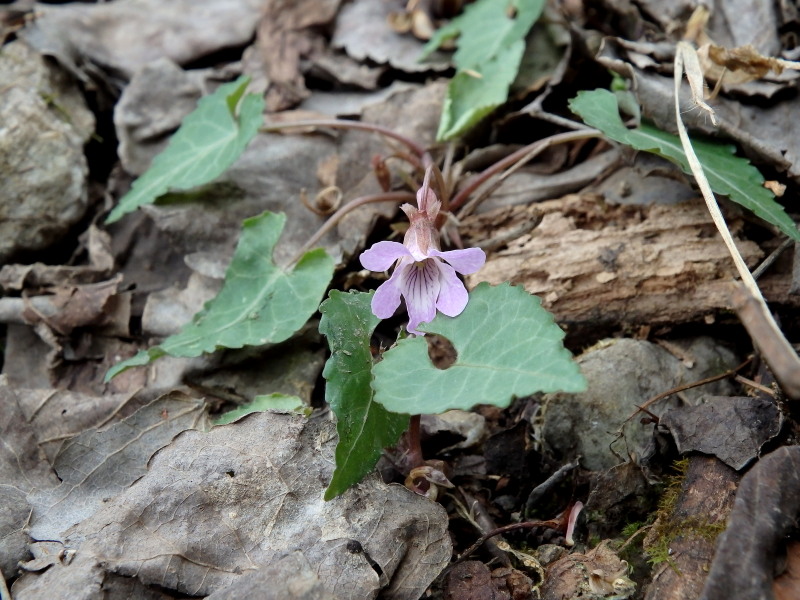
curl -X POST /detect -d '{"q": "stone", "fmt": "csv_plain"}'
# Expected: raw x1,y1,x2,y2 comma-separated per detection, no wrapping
542,338,739,471
0,40,94,261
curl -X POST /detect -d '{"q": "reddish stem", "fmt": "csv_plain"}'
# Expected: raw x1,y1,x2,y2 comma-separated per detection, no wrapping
263,119,433,168
405,414,424,469
287,191,415,266
448,129,602,212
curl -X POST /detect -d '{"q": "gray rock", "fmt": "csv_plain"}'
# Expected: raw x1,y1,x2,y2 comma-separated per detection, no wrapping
542,338,739,471
0,40,94,262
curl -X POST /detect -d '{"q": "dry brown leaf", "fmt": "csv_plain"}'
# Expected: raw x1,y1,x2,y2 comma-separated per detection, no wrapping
22,412,452,599
20,0,263,81
27,391,208,542
0,376,60,579
661,396,782,470
701,447,800,600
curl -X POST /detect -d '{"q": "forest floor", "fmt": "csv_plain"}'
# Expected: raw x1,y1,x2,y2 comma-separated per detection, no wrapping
2,1,800,599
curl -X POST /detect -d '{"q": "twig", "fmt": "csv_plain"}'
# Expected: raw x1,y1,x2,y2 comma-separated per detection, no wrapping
752,237,793,280
525,108,595,132
674,42,800,400
733,374,777,398
460,489,511,567
449,129,603,213
731,285,800,398
287,191,415,266
262,119,432,167
619,357,752,428
455,518,561,565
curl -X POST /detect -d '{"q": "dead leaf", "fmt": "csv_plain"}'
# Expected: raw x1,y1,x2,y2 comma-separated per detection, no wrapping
661,396,782,470
15,387,144,463
25,412,452,599
20,0,263,82
700,446,800,600
27,391,208,542
20,275,124,335
332,0,450,73
0,227,113,290
204,551,336,600
246,0,341,111
0,376,60,579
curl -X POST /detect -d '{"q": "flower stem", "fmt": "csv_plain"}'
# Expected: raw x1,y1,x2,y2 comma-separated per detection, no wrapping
263,119,433,167
449,129,603,213
405,414,424,469
287,191,415,267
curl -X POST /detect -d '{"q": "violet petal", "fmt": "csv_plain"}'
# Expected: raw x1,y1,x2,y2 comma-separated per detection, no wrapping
371,265,405,319
360,241,411,272
434,261,469,317
401,259,440,334
431,247,486,275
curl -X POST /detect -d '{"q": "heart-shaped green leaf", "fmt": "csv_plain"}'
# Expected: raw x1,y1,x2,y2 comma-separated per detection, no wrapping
106,76,264,223
106,211,334,380
373,282,586,414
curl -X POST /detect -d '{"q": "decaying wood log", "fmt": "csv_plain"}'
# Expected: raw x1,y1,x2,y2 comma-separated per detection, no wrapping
462,194,776,327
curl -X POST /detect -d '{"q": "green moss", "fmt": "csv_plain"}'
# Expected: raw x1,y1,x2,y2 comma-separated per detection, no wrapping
643,459,726,571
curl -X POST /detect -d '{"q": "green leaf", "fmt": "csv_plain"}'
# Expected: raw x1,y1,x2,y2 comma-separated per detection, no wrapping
422,0,545,141
372,283,587,414
437,41,525,141
213,393,309,426
319,290,409,500
106,76,264,223
570,89,800,241
106,212,334,381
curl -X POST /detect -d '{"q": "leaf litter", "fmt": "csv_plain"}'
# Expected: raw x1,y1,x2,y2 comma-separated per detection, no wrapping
3,0,800,598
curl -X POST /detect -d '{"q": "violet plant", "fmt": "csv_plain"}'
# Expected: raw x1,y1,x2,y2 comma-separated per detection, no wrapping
320,163,587,499
360,169,486,335
102,76,588,500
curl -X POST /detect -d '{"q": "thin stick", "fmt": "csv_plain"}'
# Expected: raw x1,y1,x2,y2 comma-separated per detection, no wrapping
455,519,561,565
752,237,793,280
287,191,415,266
621,357,752,426
262,119,432,167
674,42,800,400
449,129,602,212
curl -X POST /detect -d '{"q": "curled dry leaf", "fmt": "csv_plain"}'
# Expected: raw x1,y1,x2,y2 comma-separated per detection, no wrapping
19,0,263,81
332,0,450,73
660,396,782,470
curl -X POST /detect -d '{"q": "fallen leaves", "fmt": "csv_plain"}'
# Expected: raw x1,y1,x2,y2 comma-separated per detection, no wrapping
15,412,451,599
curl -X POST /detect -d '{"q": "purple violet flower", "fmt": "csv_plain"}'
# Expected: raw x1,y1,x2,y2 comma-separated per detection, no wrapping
359,178,486,335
